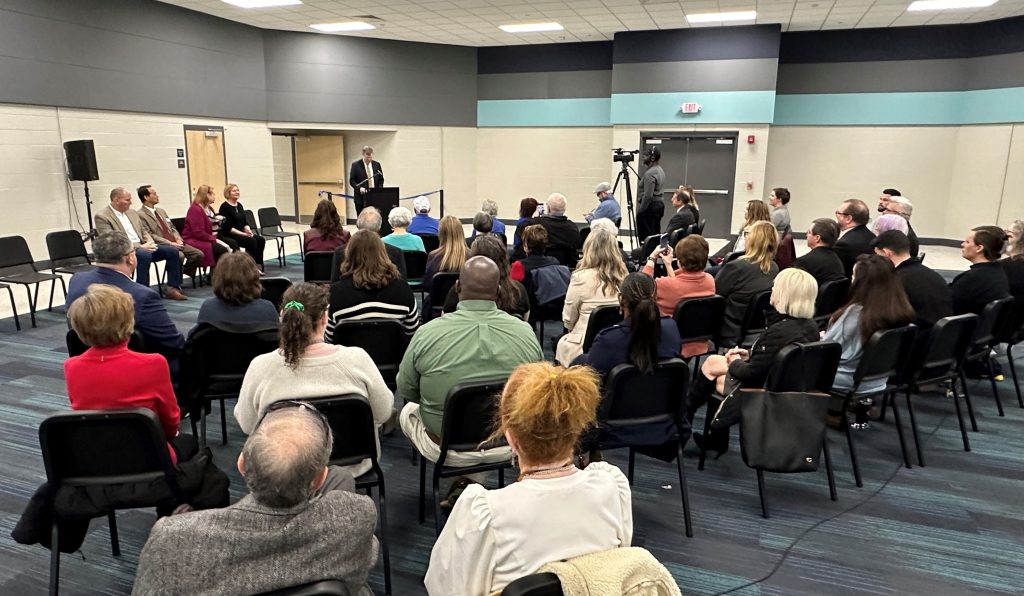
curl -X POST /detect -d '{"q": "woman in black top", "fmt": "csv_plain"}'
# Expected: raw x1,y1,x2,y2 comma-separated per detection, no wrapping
218,184,266,270
951,225,1010,315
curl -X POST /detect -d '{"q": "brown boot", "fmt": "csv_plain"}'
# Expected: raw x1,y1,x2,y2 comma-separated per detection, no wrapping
165,287,187,301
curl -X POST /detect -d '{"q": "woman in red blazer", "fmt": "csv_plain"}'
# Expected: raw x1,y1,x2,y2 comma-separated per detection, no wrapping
182,185,230,268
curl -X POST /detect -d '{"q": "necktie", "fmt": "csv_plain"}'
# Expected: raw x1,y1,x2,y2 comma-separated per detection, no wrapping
156,211,173,238
366,162,374,189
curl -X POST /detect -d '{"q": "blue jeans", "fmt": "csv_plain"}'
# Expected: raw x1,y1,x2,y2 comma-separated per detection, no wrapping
135,244,182,289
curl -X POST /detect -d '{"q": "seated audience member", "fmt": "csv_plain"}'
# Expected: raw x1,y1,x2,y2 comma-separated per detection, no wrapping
326,230,420,341
303,199,351,253
731,200,771,254
574,273,682,378
683,185,700,225
873,230,952,330
218,184,266,269
196,252,278,328
398,256,543,469
877,188,901,213
591,217,635,272
834,198,876,277
557,229,627,364
642,234,715,318
407,195,440,235
715,221,780,347
136,184,204,280
472,211,494,237
510,225,560,284
825,255,914,398
768,187,791,236
422,215,468,315
511,193,582,266
425,362,631,596
874,213,909,236
1002,219,1024,298
883,197,919,257
792,218,846,287
235,283,393,478
585,182,621,224
182,185,232,269
687,267,820,456
480,199,507,236
66,232,185,362
951,225,1011,315
133,405,379,596
65,284,193,464
331,207,406,283
513,197,540,249
665,187,696,236
443,235,530,320
96,187,186,300
382,206,426,252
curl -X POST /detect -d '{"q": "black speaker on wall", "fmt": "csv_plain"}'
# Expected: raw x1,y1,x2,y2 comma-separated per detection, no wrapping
64,139,99,181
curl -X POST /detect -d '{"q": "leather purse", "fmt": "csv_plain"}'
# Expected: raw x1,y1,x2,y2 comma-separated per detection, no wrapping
736,389,831,473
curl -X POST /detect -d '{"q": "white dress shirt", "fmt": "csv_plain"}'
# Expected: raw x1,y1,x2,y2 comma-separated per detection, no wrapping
365,161,374,188
113,209,141,243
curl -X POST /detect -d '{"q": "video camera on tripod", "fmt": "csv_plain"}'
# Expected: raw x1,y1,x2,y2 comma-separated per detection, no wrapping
612,148,639,164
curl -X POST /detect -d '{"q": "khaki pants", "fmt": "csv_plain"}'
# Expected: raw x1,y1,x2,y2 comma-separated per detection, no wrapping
399,402,511,467
179,244,205,277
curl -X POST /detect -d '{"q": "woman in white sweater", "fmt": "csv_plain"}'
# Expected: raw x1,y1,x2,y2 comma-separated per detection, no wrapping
425,362,632,595
235,282,393,477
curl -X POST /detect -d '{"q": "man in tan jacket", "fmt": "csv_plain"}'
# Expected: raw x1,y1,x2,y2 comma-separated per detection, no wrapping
136,185,203,279
94,187,186,300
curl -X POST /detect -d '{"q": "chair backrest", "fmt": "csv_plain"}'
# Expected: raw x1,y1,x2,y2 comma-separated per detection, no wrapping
996,297,1024,345
258,579,351,596
429,272,460,308
673,294,725,344
638,234,662,262
0,235,35,270
181,324,280,401
404,251,428,280
740,289,774,337
851,325,918,387
918,252,926,263
501,573,563,596
668,226,688,246
257,207,285,231
815,278,851,319
765,341,842,393
304,251,335,284
696,219,707,235
329,319,408,386
170,217,186,235
724,250,744,264
416,234,440,254
546,245,576,268
244,209,259,233
304,395,378,469
440,379,507,454
260,277,293,310
775,233,796,269
579,227,591,246
913,314,979,384
582,304,624,353
46,230,90,266
39,409,181,497
972,296,1014,348
66,328,148,357
601,359,689,425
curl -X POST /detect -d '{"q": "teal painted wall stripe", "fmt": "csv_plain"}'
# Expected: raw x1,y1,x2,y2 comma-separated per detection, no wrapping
610,91,777,124
774,87,1024,125
477,98,611,127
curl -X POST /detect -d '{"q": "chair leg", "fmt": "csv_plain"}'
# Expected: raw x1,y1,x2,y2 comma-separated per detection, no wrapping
878,391,889,422
376,476,392,595
887,391,912,469
199,406,208,448
432,469,443,537
49,522,60,596
950,379,971,453
5,287,19,331
1008,345,1023,408
219,399,228,445
25,284,38,328
190,416,198,440
108,511,120,556
418,456,426,524
498,467,505,488
959,371,979,432
822,438,837,502
627,448,635,485
676,441,693,538
900,390,922,467
986,357,1005,417
697,409,713,471
47,277,57,311
843,412,863,488
756,469,769,519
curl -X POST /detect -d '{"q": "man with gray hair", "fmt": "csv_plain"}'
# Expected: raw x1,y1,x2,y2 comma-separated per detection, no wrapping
331,206,406,282
349,145,384,214
65,231,184,361
511,192,582,267
883,196,919,257
479,199,506,236
134,404,379,595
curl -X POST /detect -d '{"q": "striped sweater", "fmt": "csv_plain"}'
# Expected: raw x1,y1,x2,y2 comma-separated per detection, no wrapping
326,276,420,343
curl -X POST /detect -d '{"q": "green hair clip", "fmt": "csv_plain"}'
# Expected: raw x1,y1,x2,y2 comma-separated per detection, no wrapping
283,300,305,312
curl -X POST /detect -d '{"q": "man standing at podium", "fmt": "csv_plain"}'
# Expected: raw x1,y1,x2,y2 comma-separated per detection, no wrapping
349,145,384,214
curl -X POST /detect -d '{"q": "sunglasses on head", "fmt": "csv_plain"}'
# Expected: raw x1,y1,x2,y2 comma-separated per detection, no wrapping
260,400,332,446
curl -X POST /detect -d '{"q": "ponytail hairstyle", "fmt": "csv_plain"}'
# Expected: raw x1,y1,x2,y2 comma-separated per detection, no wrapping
619,272,661,375
278,282,329,369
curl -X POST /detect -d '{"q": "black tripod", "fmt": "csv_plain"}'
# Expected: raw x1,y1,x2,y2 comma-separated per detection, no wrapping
611,160,641,250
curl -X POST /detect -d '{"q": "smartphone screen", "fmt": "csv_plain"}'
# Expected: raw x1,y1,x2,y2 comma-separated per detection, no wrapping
659,235,670,248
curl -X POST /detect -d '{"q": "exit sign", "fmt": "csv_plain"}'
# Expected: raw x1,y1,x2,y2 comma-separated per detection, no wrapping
680,102,702,114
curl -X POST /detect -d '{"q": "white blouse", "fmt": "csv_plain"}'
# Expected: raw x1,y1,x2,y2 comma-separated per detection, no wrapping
424,462,633,596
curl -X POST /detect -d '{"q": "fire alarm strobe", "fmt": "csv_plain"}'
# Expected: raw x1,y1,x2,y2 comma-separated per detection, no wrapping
680,102,701,114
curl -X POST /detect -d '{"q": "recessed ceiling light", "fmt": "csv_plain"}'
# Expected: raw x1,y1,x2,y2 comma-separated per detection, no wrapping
310,21,376,32
686,10,758,23
908,0,996,9
499,22,564,33
222,0,302,8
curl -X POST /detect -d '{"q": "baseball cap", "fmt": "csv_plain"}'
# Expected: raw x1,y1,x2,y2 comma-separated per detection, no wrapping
594,182,611,194
413,195,431,213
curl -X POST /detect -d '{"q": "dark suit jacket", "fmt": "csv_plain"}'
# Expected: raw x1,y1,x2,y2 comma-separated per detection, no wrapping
906,221,920,258
571,318,681,379
792,246,846,287
349,159,384,212
665,208,695,236
896,258,952,329
511,215,582,266
66,267,185,359
331,241,406,284
834,225,876,277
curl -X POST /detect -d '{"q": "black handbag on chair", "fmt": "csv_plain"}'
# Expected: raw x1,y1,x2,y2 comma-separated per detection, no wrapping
737,389,831,473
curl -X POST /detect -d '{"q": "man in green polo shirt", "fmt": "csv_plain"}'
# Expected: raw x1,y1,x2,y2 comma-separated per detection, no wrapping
398,255,543,466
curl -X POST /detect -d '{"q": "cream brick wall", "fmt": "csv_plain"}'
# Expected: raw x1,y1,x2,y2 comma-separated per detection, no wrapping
271,134,295,216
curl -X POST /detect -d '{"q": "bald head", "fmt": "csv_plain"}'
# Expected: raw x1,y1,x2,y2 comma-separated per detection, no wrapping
546,193,566,216
457,255,500,301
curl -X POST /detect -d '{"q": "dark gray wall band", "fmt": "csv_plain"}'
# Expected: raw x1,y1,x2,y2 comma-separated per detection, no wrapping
477,70,613,100
613,25,781,64
477,42,613,74
612,59,779,94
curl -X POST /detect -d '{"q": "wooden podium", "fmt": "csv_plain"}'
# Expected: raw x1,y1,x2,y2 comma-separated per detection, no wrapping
364,187,400,235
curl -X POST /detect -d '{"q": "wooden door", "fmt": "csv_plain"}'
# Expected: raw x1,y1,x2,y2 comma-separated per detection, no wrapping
295,135,345,223
184,127,227,200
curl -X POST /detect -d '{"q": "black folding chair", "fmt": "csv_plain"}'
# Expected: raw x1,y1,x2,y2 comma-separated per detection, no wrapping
738,289,774,348
46,230,95,276
502,573,563,596
0,235,66,329
829,325,918,487
40,408,185,596
637,234,662,264
814,278,850,329
673,294,726,377
415,234,440,254
581,304,623,354
66,328,147,357
598,359,694,537
418,379,512,535
170,217,186,235
961,297,1015,418
998,298,1024,409
668,226,689,247
427,272,459,321
696,219,707,235
260,277,292,310
306,395,392,595
328,319,408,390
404,251,428,294
546,245,577,269
304,251,335,284
258,207,302,267
258,580,351,595
180,324,280,445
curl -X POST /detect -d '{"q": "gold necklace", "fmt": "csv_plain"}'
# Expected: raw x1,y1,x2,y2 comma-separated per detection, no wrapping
520,460,576,479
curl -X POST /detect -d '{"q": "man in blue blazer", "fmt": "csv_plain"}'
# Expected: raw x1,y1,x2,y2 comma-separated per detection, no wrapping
65,231,185,361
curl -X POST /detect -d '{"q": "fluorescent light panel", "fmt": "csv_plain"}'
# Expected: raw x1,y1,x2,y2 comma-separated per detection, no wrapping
310,21,376,32
686,10,757,23
907,0,996,10
222,0,301,8
499,22,564,33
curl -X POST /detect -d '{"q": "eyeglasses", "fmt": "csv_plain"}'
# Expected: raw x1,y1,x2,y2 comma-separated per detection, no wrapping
261,400,332,446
